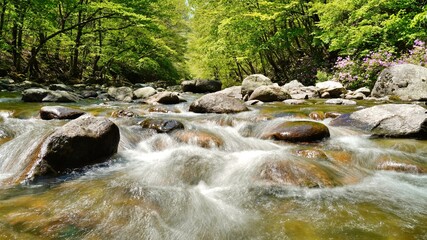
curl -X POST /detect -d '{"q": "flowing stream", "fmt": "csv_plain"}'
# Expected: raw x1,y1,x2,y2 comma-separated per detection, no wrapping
0,92,426,239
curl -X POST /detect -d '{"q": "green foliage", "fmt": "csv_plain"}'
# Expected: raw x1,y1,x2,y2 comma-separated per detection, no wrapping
0,0,189,84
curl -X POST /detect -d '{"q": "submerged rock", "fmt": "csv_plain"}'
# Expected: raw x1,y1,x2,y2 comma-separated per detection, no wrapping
173,130,223,148
181,79,222,93
140,119,184,133
111,109,136,118
331,104,427,139
34,116,120,175
262,121,330,142
189,93,249,114
258,160,336,188
40,106,85,120
248,85,291,102
372,64,427,101
241,74,273,99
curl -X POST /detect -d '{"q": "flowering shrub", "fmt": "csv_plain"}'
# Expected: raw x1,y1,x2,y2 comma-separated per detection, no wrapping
332,39,427,89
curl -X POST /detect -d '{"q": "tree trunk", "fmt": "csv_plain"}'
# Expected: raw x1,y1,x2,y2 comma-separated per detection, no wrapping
70,0,85,78
0,0,7,36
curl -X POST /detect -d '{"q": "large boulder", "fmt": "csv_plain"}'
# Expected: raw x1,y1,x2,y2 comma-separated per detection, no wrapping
181,79,222,93
189,93,249,114
133,87,156,99
107,87,133,102
262,121,330,142
331,104,427,139
216,86,243,99
372,64,427,101
35,116,120,175
248,85,291,102
283,80,319,99
316,81,346,98
40,106,86,120
22,88,80,102
241,74,273,99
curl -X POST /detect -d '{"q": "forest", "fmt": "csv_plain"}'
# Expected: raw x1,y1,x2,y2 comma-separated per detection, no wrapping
0,0,426,88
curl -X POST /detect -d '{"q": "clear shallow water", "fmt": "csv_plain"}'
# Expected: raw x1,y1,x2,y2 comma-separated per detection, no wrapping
0,93,426,239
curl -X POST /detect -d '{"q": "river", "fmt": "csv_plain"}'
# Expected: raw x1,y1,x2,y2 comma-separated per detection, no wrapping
0,92,426,239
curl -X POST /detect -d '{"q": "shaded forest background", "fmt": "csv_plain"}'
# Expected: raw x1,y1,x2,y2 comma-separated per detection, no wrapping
0,0,426,87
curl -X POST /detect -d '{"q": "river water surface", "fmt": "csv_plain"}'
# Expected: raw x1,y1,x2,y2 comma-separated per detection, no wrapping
0,93,426,239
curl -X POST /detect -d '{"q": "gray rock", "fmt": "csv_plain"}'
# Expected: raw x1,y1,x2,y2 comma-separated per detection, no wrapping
316,81,346,98
21,88,51,102
22,88,80,102
81,90,98,99
181,79,222,93
107,87,133,102
249,85,291,102
283,99,307,105
216,86,242,99
40,106,86,120
345,92,365,100
354,87,371,96
189,93,249,114
325,98,357,105
282,80,305,91
42,90,81,102
372,64,427,101
147,91,182,104
35,116,120,175
331,104,427,139
241,74,273,98
133,87,157,99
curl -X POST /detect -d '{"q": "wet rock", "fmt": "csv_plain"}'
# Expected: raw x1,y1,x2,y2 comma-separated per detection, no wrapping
325,98,357,105
372,64,427,101
140,119,184,133
325,112,341,119
81,90,98,99
309,111,325,121
173,130,223,148
39,106,86,120
148,106,170,113
133,87,156,99
377,161,424,173
107,87,133,102
147,91,182,104
181,79,222,93
326,151,352,164
294,149,328,160
35,116,120,175
241,74,273,99
22,88,80,102
111,109,136,118
262,121,330,142
248,85,291,102
316,81,346,98
331,104,427,139
258,160,336,188
283,99,307,105
189,93,249,114
216,86,243,99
